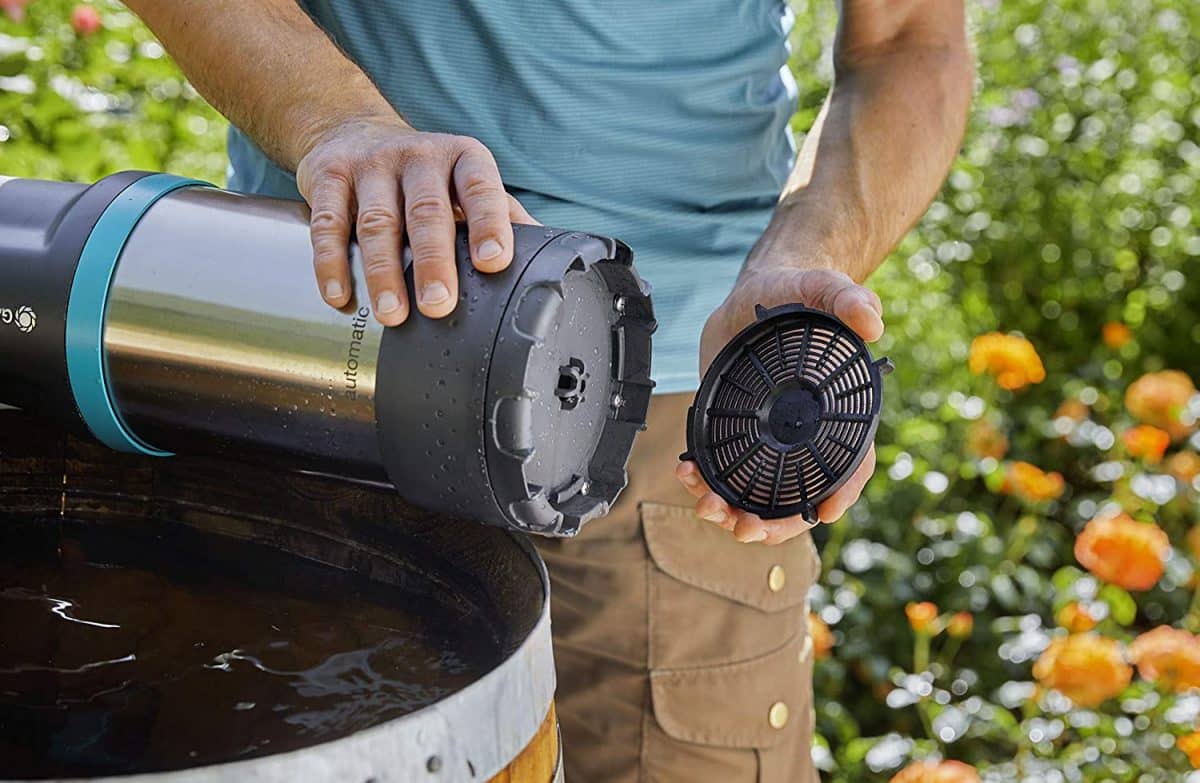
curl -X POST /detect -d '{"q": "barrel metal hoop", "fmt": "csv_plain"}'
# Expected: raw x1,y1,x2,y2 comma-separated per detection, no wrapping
65,173,210,456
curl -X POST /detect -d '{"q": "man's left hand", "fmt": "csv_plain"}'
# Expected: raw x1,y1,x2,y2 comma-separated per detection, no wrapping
675,266,885,545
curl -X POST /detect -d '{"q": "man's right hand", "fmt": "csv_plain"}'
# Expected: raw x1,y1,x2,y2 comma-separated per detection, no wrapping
295,116,537,326
122,2,534,327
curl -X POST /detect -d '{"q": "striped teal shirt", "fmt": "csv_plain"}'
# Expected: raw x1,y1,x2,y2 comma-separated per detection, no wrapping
228,0,798,394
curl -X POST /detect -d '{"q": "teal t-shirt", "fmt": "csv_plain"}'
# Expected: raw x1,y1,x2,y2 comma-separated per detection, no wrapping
228,0,797,394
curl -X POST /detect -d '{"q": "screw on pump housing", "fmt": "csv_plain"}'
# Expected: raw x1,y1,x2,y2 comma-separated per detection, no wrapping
682,303,893,521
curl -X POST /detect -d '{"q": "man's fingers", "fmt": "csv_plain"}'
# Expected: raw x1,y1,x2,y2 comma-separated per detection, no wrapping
675,461,708,498
306,174,354,309
695,491,736,530
453,146,515,273
402,167,459,318
761,514,821,545
732,513,767,543
816,445,876,523
679,463,737,529
354,171,408,326
828,283,885,343
793,269,884,343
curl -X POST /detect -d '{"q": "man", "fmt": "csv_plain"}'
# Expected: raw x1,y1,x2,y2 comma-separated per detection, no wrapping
126,1,972,779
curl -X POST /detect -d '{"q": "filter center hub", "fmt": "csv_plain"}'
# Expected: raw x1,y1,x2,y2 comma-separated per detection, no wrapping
765,384,820,446
555,357,587,411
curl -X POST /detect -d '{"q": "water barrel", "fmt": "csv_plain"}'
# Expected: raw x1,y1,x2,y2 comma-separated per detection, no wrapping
0,409,560,782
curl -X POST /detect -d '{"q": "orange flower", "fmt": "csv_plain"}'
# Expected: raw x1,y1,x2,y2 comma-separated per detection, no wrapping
1167,452,1200,486
1055,601,1099,634
1129,626,1200,692
1032,633,1132,708
947,612,974,639
1102,321,1133,349
1055,398,1090,422
1125,370,1197,441
968,333,1046,390
966,420,1008,459
906,602,939,634
1074,512,1169,591
889,760,981,783
1179,732,1200,768
1189,527,1200,562
809,613,834,659
1001,461,1065,503
1122,425,1171,462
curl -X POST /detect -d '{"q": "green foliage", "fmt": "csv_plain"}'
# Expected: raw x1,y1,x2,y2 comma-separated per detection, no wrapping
3,1,1199,781
791,0,1200,780
0,0,224,182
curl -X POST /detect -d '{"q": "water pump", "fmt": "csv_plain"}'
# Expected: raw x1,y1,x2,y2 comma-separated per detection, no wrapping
0,171,655,536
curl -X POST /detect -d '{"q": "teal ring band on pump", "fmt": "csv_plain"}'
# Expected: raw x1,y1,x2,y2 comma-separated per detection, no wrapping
66,173,210,456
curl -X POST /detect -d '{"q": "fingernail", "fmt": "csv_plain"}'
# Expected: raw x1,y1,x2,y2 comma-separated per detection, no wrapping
739,529,767,543
702,511,728,525
476,239,503,262
324,280,344,301
376,291,402,314
420,281,451,306
680,473,700,488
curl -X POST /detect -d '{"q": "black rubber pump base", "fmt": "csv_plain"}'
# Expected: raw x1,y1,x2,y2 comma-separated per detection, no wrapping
682,303,893,521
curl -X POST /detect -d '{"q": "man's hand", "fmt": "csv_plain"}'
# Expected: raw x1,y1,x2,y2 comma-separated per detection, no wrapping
296,117,537,326
676,0,971,545
122,1,538,327
675,267,884,545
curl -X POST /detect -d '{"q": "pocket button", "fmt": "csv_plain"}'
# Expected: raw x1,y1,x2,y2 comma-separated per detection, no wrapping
767,565,786,593
768,701,789,729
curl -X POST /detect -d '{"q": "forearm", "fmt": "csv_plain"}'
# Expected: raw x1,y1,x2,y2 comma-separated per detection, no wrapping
746,7,974,283
124,0,401,170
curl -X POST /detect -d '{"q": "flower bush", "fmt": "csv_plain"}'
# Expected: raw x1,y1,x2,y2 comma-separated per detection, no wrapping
2,0,1199,781
0,1,225,182
790,0,1200,779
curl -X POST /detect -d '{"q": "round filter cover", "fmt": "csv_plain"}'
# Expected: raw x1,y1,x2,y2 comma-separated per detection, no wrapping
683,303,893,521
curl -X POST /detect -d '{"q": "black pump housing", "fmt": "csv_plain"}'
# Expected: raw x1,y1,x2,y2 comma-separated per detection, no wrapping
377,228,656,536
0,172,655,537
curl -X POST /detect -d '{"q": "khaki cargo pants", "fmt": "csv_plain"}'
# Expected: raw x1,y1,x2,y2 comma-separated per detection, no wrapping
535,393,820,782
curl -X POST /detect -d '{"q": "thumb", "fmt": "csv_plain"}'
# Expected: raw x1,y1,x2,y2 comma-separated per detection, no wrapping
791,269,884,343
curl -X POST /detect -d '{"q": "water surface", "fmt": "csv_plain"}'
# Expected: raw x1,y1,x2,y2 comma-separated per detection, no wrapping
0,517,499,778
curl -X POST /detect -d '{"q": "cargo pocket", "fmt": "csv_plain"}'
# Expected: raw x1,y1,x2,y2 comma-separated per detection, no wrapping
640,502,818,783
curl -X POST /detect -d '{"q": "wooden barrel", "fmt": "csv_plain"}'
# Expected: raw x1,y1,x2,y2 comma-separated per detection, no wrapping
0,410,560,782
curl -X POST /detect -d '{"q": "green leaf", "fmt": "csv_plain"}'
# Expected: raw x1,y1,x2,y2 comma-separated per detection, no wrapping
1052,566,1084,592
1100,584,1137,626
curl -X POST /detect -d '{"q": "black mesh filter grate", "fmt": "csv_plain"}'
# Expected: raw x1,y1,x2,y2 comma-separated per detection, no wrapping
683,303,893,521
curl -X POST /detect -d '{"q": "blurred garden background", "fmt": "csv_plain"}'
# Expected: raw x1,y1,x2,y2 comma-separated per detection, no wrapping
2,1,1198,781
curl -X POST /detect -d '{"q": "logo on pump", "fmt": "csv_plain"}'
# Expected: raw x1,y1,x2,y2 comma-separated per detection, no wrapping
0,306,37,334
